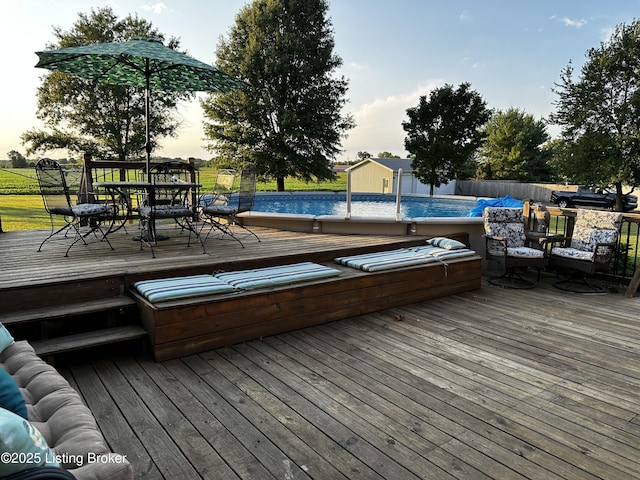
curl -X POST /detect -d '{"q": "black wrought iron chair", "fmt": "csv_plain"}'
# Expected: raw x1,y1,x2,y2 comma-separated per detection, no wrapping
200,163,260,248
138,161,205,258
483,207,547,289
548,209,622,293
35,158,115,257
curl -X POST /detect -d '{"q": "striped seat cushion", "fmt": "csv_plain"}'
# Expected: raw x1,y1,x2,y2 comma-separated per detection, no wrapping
408,245,478,261
337,246,477,272
214,262,341,290
134,274,236,302
335,248,439,272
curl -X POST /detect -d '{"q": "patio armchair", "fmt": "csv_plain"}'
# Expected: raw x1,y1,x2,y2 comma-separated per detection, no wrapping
483,207,547,289
35,158,115,257
548,209,622,293
138,161,205,258
200,163,260,248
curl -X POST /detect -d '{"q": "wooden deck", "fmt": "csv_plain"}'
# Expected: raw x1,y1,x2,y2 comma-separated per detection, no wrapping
2,226,640,479
55,276,640,480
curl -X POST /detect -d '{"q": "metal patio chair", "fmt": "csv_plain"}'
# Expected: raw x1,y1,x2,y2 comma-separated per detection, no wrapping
200,163,260,248
35,158,115,257
138,161,205,258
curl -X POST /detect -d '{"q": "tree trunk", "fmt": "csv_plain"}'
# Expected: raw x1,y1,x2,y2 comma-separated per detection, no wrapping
277,177,285,192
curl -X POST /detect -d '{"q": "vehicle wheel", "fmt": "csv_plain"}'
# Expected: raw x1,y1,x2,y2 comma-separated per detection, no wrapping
557,199,569,208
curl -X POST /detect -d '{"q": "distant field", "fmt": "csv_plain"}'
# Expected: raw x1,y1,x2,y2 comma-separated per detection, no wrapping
0,167,347,231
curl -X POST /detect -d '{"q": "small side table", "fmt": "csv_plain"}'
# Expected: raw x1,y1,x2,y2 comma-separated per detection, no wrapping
525,232,565,251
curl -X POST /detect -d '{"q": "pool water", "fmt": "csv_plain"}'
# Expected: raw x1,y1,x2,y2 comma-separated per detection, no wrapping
247,193,476,218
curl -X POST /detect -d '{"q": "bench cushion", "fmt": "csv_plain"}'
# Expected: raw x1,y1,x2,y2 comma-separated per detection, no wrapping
134,275,237,302
215,262,341,290
336,245,477,272
409,245,478,260
335,249,437,272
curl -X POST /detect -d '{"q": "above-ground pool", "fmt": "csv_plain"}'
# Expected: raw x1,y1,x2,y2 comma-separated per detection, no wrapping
245,192,477,218
205,191,486,255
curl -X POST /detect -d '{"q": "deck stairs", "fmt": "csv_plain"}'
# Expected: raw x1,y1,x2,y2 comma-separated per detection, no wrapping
2,276,147,359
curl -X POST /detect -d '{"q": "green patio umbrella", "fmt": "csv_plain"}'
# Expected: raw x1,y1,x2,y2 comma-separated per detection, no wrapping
35,37,246,178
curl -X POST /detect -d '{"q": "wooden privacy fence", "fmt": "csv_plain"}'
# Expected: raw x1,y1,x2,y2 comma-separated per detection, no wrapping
457,180,565,202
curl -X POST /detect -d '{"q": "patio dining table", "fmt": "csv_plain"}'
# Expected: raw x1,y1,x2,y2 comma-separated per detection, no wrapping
93,180,201,240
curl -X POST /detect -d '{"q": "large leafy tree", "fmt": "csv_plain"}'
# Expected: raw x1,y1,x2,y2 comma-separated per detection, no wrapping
22,7,191,161
550,20,640,210
201,0,354,191
478,108,550,181
402,83,491,195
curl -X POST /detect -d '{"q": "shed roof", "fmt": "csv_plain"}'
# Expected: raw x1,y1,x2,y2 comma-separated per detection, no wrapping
348,157,413,173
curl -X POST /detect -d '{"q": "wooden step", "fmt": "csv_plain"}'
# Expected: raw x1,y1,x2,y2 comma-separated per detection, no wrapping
32,325,148,356
0,296,137,325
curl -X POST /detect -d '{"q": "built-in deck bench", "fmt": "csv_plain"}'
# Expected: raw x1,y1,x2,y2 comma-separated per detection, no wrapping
130,236,482,361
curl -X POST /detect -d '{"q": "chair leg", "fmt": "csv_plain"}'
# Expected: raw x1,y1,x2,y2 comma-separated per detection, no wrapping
488,267,536,289
553,271,606,293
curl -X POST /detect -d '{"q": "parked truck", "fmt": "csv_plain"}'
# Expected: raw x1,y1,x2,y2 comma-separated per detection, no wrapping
550,186,638,211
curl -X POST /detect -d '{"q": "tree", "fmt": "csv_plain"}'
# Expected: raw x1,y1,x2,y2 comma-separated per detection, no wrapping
201,0,354,191
7,151,28,168
21,7,192,161
478,108,550,181
377,151,400,158
402,83,491,195
550,20,640,211
356,151,372,161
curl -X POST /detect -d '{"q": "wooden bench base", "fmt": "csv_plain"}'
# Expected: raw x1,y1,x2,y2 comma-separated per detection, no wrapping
131,255,482,361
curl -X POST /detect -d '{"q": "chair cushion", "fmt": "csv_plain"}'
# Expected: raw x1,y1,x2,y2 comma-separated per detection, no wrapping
0,368,28,419
482,208,526,248
203,204,236,215
139,205,193,218
575,210,623,230
134,275,236,302
214,262,341,290
506,246,545,258
71,203,111,216
570,225,618,252
551,247,595,261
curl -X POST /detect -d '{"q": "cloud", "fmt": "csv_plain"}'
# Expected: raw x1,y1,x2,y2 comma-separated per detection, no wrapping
459,10,475,22
142,2,168,15
341,81,442,160
551,15,587,28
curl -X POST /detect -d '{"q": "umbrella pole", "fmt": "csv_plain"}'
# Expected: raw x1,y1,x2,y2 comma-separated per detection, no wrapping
145,59,152,183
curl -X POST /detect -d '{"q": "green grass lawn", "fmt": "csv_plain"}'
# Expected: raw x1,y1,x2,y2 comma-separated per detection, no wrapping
0,167,347,231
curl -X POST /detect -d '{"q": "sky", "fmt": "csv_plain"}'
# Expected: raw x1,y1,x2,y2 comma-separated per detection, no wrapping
1,0,640,164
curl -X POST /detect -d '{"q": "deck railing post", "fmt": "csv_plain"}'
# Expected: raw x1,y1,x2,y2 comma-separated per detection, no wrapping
345,169,352,219
396,168,403,221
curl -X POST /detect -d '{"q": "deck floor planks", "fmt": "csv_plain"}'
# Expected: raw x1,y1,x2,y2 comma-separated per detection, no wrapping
66,363,163,480
364,304,637,475
57,275,640,480
90,359,202,479
309,318,579,480
183,352,360,480
5,226,640,480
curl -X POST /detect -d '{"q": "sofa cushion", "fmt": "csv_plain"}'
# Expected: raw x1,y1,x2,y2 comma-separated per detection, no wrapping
1,322,14,353
0,368,28,419
0,407,60,476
